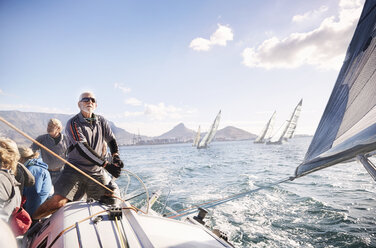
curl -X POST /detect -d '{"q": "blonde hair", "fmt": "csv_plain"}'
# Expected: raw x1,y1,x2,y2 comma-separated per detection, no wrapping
47,118,62,133
18,146,39,161
0,137,20,174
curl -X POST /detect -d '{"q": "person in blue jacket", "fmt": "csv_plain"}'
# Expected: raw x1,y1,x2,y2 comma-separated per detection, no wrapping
18,147,52,216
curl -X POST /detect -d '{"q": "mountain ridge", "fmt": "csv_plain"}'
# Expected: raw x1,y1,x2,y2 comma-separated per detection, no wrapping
0,110,258,145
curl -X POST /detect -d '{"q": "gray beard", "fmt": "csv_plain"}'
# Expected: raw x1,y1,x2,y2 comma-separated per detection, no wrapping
81,107,94,116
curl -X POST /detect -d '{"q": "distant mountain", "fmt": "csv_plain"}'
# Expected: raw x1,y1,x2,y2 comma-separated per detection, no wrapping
106,123,135,145
215,126,257,141
155,124,256,142
0,111,72,146
0,110,135,145
0,110,258,146
155,123,195,141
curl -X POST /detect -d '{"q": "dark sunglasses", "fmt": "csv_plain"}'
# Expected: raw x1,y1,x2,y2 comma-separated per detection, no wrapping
80,97,96,103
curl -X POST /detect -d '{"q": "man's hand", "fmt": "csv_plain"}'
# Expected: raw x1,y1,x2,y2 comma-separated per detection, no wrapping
103,162,122,178
112,154,124,168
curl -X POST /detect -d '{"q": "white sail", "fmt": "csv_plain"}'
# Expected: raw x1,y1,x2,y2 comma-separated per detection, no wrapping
283,99,303,139
296,0,376,179
193,125,201,146
198,110,221,148
254,111,276,143
267,120,289,144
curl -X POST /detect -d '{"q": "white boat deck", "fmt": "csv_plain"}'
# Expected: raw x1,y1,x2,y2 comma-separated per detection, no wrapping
24,200,232,248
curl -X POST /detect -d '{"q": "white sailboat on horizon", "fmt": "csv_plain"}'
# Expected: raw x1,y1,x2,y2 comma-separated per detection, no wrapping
283,99,303,140
197,110,221,149
254,111,276,144
192,125,201,146
266,120,289,145
267,99,303,145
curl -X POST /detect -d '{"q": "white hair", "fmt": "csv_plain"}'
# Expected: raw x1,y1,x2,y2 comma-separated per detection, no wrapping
78,91,96,102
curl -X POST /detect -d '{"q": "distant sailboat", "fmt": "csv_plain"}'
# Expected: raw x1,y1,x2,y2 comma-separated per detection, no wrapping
266,120,289,145
283,99,303,140
267,99,303,145
254,111,276,143
197,110,221,149
193,125,201,146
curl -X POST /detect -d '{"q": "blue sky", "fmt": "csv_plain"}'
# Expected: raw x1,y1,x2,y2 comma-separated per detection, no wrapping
0,0,365,136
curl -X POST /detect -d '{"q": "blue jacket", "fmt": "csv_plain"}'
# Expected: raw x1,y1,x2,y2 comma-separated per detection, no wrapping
23,158,52,216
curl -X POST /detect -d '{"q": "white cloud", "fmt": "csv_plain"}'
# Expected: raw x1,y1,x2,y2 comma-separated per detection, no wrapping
125,97,142,106
144,102,184,120
190,38,211,51
114,83,131,93
292,5,329,23
242,0,364,70
210,24,234,46
0,89,3,94
189,24,233,51
124,111,143,117
111,101,196,123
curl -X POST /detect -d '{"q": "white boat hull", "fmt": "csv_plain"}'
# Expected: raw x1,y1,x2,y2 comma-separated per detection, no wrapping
23,200,233,248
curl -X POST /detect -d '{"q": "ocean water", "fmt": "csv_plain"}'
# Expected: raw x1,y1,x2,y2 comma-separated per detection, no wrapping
116,137,376,248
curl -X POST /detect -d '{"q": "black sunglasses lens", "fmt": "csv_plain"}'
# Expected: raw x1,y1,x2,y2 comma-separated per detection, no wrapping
81,97,96,103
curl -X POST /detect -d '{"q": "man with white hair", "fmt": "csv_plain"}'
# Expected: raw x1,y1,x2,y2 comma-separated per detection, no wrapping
32,92,124,220
31,118,67,185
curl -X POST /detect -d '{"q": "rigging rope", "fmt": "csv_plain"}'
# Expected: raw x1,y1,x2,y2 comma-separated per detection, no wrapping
115,216,126,248
121,168,150,213
166,176,295,219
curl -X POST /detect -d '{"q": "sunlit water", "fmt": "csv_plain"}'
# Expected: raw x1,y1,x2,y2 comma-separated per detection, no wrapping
115,137,376,247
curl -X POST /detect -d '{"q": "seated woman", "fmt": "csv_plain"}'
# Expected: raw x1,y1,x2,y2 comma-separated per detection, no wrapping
18,147,52,217
0,137,22,222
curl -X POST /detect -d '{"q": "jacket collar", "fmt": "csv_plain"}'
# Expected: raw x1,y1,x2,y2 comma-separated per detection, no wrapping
25,158,48,169
78,112,97,124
